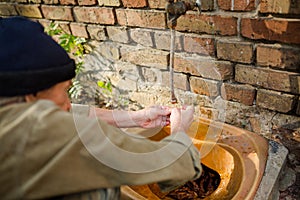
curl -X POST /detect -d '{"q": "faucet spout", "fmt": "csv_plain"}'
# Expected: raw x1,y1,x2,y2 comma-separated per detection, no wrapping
166,0,201,28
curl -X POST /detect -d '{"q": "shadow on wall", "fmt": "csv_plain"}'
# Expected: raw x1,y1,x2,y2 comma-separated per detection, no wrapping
289,0,300,13
290,74,300,95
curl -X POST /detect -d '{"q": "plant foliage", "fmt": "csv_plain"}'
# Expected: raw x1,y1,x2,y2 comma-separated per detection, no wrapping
45,22,86,98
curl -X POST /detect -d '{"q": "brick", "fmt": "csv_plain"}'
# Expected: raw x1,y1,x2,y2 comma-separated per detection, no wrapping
162,71,189,91
70,23,88,38
121,47,169,69
260,0,300,15
121,0,147,8
174,56,233,80
98,0,121,6
41,5,73,21
190,76,220,97
235,64,300,94
149,0,214,10
130,28,153,47
184,34,215,56
116,9,166,29
87,25,106,41
38,19,52,29
74,7,115,25
218,0,255,11
60,0,76,5
15,4,42,18
0,4,17,16
142,67,160,83
106,26,130,43
96,42,120,61
199,0,215,11
148,0,165,9
43,0,59,4
256,44,300,72
154,30,182,51
55,21,71,34
217,40,253,64
221,83,256,106
78,0,97,5
176,14,237,36
241,18,300,45
257,89,296,113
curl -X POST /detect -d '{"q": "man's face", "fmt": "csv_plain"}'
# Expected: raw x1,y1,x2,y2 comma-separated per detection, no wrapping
34,80,72,111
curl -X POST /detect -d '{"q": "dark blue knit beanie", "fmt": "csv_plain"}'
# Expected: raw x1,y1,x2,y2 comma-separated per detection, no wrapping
0,16,76,96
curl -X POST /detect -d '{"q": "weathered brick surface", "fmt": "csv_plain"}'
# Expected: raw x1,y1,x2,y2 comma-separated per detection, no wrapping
15,4,42,18
260,0,300,15
148,0,165,9
38,19,51,30
221,83,256,106
60,0,76,5
121,47,169,69
174,56,233,80
199,0,214,11
106,26,130,43
217,40,253,64
87,25,107,41
78,0,97,5
176,14,238,36
218,0,255,11
43,0,59,4
184,35,215,56
98,0,121,6
257,89,296,113
0,4,17,16
41,5,73,21
190,76,220,97
55,21,71,34
121,0,147,8
154,30,182,51
74,7,115,25
257,44,300,71
162,72,189,91
70,23,88,38
142,67,159,83
241,18,300,45
130,28,153,47
96,42,120,61
116,9,166,29
18,0,32,2
235,64,300,94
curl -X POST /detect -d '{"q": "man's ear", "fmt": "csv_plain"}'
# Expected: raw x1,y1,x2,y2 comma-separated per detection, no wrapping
25,94,38,102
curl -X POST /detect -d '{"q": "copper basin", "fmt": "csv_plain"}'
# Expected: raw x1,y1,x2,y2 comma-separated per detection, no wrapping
121,118,269,200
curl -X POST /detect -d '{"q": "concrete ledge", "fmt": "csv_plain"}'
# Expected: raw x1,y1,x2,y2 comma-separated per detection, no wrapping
254,140,289,200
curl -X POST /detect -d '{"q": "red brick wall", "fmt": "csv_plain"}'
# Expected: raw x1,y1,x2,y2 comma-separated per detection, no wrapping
0,0,299,116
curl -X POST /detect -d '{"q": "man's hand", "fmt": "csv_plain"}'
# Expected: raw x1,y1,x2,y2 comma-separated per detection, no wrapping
136,106,171,129
169,106,194,134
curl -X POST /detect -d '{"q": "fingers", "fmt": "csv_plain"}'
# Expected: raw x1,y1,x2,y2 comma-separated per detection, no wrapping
169,105,195,133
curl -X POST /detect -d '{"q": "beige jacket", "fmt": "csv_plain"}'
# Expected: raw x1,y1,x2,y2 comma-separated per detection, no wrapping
0,100,201,199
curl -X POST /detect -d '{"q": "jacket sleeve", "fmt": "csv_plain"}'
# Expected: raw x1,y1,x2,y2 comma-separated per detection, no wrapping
23,103,202,199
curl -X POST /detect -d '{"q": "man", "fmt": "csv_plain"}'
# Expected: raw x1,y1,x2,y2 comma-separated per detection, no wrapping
0,16,202,199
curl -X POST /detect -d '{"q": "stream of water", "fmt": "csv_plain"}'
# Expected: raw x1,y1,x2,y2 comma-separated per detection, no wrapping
169,28,177,104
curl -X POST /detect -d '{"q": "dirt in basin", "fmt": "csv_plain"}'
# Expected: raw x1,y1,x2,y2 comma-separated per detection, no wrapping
166,164,221,199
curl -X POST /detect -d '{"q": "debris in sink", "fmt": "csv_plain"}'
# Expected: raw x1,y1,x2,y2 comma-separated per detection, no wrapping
166,164,221,199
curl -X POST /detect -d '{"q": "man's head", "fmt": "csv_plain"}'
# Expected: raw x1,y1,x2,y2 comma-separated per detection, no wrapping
0,16,76,111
